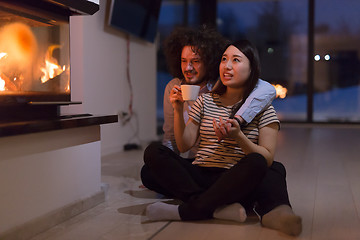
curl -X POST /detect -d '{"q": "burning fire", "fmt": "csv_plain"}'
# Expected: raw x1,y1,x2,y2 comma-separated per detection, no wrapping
0,23,69,92
0,53,6,91
0,52,7,60
0,76,5,91
40,45,66,83
0,22,37,65
272,84,288,99
0,22,37,91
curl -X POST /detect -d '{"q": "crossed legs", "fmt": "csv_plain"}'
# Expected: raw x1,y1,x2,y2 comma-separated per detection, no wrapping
142,142,267,221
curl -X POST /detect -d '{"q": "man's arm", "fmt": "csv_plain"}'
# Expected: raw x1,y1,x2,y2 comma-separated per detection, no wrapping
235,79,276,124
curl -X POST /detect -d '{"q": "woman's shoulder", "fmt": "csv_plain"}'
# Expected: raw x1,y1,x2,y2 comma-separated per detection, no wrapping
199,92,222,103
206,92,221,99
264,104,276,112
193,92,219,108
196,92,211,100
257,105,280,127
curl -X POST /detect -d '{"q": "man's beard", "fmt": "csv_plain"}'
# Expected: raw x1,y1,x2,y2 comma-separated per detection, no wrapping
184,72,206,85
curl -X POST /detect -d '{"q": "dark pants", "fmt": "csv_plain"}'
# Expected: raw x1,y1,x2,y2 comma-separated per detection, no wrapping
141,142,291,221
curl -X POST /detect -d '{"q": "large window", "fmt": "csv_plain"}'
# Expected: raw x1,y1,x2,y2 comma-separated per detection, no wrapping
217,0,360,123
217,0,308,121
313,0,360,122
156,0,360,132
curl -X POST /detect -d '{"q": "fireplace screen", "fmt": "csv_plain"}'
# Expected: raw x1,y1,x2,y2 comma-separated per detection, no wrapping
0,3,70,103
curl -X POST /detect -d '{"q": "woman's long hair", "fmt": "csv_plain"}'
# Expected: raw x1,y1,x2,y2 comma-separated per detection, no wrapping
212,39,261,118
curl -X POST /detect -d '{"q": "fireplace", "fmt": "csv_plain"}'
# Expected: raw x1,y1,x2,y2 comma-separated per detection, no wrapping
0,0,117,137
0,2,117,238
0,0,99,121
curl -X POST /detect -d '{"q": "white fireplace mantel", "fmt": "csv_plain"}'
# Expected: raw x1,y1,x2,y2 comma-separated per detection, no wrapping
0,115,117,240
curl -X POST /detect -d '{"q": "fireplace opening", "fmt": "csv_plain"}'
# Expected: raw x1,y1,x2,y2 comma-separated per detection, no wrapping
0,19,70,102
0,0,99,121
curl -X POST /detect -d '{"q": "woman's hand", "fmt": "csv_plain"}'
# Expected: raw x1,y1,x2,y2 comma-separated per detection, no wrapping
170,85,184,111
225,118,242,139
213,116,237,142
215,116,279,167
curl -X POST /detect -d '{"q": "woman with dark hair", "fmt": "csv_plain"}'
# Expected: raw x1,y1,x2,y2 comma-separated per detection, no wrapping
212,39,261,111
156,26,276,157
141,26,276,197
144,39,302,236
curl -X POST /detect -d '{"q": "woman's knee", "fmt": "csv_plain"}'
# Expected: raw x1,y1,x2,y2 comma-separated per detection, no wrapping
246,152,268,170
271,161,287,178
143,141,163,164
233,152,268,179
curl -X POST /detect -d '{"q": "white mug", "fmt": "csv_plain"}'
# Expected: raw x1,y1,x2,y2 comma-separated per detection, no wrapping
181,85,200,101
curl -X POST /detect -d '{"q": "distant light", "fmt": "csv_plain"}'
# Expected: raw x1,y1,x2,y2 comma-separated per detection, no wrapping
272,84,287,99
267,48,274,54
324,54,330,61
314,55,321,61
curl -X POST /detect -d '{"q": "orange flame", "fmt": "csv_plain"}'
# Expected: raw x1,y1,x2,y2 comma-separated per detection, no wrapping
272,84,287,99
0,52,7,60
0,76,5,91
40,45,65,83
0,53,7,91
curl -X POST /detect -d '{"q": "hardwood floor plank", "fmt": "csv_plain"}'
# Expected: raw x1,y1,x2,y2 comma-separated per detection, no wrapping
29,126,360,240
310,127,360,240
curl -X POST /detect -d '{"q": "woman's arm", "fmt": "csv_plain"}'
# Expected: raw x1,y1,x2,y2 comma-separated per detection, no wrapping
162,79,180,153
215,117,278,166
214,80,276,142
174,117,199,153
236,122,279,166
170,85,200,153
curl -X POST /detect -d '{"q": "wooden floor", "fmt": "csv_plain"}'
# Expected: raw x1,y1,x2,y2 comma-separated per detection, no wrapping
31,124,360,240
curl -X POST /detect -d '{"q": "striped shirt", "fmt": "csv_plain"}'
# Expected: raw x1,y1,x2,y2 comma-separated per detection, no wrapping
189,93,280,169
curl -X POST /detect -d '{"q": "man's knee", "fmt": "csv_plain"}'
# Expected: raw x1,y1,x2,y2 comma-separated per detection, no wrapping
140,165,154,190
140,165,149,182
